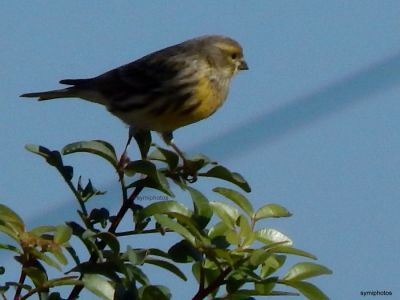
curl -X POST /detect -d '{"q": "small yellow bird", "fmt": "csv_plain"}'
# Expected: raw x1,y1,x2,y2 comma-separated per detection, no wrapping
21,35,248,159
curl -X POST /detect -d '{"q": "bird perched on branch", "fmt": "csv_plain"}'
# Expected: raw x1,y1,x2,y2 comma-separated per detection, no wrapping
21,35,248,162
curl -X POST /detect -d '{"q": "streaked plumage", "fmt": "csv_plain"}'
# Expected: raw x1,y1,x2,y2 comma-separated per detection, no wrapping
21,35,248,134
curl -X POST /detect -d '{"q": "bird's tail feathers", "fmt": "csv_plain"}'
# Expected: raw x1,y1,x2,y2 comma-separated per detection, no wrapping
59,78,91,86
20,87,77,101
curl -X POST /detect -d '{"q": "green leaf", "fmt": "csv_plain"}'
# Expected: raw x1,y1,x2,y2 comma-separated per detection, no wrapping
62,140,118,169
208,222,230,239
51,248,68,265
168,240,202,263
260,255,286,278
282,281,330,300
68,262,120,282
45,276,82,288
202,166,251,192
126,160,173,196
170,214,210,245
26,145,74,181
187,187,212,229
54,224,72,244
30,249,62,271
124,160,157,177
126,265,150,286
129,176,173,197
0,204,25,233
30,225,56,236
148,146,179,170
141,285,171,300
283,262,332,281
254,277,278,295
268,245,317,260
25,145,62,167
145,258,187,281
256,228,292,245
248,249,270,266
154,214,195,245
0,225,19,241
23,266,48,287
95,232,120,254
83,274,115,300
238,215,255,247
226,229,241,246
213,187,253,217
210,201,239,229
141,201,191,218
254,204,292,220
0,243,21,254
125,246,147,265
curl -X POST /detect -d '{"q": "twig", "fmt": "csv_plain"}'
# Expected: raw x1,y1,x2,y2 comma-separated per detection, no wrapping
192,267,231,300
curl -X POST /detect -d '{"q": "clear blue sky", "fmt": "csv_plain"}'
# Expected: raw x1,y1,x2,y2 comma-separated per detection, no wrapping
2,1,400,299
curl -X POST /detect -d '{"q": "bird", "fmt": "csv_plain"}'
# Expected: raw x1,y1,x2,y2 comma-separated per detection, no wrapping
21,35,248,164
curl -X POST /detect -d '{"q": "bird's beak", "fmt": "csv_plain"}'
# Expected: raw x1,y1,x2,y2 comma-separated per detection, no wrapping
238,60,249,70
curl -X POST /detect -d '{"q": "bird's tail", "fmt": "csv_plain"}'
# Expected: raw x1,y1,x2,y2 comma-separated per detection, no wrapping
20,87,78,101
20,78,92,101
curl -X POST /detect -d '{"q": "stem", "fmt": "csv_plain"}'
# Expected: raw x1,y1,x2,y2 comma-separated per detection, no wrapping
13,268,26,300
108,186,144,234
115,228,172,237
68,140,145,300
192,267,231,300
68,183,144,300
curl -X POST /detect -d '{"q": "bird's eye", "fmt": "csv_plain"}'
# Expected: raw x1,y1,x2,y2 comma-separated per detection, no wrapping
231,53,238,60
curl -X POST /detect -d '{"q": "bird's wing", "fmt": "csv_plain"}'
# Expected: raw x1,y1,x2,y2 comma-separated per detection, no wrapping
96,50,198,112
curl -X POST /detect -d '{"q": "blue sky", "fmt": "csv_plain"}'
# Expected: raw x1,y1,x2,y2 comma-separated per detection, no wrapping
2,1,400,299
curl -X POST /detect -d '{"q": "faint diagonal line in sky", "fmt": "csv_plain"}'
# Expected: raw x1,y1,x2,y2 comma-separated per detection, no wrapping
193,52,400,158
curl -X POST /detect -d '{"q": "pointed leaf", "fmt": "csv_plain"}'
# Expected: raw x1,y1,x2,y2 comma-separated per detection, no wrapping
54,225,72,245
0,204,25,233
0,243,21,254
254,204,292,220
62,140,118,169
95,232,120,254
30,226,56,236
51,248,68,265
148,146,179,170
268,246,317,260
238,216,255,247
23,266,48,287
202,166,251,192
168,240,202,263
30,249,62,271
256,228,292,245
125,246,147,265
210,202,239,229
282,281,330,300
260,255,286,278
25,145,63,168
187,187,212,229
124,160,157,177
283,262,332,281
154,214,195,245
83,274,114,300
213,187,253,216
141,201,190,218
141,285,171,300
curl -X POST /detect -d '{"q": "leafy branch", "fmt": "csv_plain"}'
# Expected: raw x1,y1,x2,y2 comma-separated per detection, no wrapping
0,135,332,300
